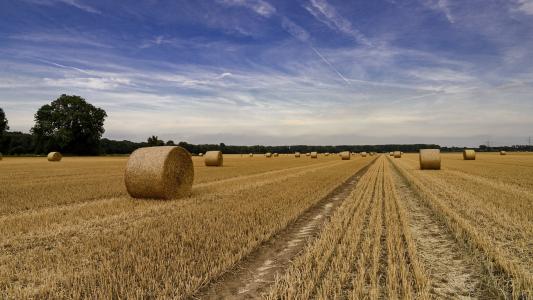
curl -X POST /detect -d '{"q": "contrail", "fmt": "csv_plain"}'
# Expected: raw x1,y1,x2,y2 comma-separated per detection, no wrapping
311,46,350,85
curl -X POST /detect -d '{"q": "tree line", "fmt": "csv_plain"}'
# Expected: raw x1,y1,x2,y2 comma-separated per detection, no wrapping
1,95,531,156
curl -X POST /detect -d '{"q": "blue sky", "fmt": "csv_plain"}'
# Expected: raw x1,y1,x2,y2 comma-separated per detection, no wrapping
1,0,532,146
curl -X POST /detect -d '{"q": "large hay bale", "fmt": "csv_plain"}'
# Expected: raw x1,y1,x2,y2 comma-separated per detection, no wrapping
463,149,476,160
273,153,279,157
389,152,394,156
500,151,507,155
204,150,223,166
393,151,401,158
340,151,350,160
47,152,62,162
295,152,301,158
249,153,253,157
419,149,441,170
310,151,318,158
361,152,367,157
124,146,194,199
266,152,272,158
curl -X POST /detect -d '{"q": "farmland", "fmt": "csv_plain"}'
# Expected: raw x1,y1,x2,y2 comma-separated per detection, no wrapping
1,153,532,298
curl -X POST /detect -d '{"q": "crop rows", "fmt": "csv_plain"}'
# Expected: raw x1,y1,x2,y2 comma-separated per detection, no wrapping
0,155,372,298
390,154,533,298
266,156,429,299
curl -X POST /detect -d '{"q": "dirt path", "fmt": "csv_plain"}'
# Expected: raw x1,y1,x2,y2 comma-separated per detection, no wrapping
194,159,375,299
390,162,496,299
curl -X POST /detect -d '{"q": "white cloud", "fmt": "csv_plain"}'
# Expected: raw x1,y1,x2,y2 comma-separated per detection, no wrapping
218,0,276,17
421,0,455,23
281,17,310,42
305,0,371,46
514,0,533,15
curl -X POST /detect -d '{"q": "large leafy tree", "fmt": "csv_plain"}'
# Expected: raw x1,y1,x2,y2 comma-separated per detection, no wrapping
31,94,107,155
0,107,8,136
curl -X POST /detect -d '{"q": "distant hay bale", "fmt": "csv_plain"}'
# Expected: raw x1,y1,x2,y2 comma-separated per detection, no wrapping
419,149,441,170
273,153,279,157
204,150,223,166
306,152,311,156
295,152,301,158
390,152,394,156
47,152,62,162
463,149,476,160
340,151,350,160
198,153,204,157
266,152,272,158
325,152,329,156
393,151,401,158
500,151,507,155
361,152,367,157
124,146,194,199
310,151,318,158
249,153,253,157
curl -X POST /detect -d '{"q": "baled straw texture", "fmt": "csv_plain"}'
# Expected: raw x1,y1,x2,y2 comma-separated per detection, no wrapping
124,146,194,199
419,149,441,170
295,152,301,158
310,151,318,159
266,152,272,158
463,149,476,160
204,150,223,166
500,151,507,155
361,152,367,157
47,152,62,162
340,151,350,160
393,151,401,158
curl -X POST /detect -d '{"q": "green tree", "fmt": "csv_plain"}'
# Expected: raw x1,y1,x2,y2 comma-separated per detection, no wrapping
0,108,8,137
31,94,107,155
147,135,164,146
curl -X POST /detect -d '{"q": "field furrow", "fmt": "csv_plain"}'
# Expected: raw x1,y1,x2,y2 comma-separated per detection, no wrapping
391,154,533,298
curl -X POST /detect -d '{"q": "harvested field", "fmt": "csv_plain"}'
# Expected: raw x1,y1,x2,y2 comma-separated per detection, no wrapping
1,153,532,298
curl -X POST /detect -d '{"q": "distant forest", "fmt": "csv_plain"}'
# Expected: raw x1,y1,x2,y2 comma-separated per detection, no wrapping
1,131,531,156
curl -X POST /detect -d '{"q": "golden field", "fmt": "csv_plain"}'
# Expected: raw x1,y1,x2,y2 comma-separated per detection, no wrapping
1,152,532,298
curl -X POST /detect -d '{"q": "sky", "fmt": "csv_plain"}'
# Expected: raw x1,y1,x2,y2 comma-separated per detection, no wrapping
1,0,532,146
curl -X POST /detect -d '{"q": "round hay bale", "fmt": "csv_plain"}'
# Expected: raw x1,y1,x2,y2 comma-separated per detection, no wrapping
389,152,394,156
325,152,329,156
273,153,279,157
204,150,223,166
249,153,253,157
340,151,350,160
198,153,204,157
393,151,401,158
124,146,194,199
361,152,367,157
47,152,62,162
306,152,311,156
266,152,272,158
463,149,476,160
295,152,301,158
500,151,507,155
310,151,318,159
419,149,441,170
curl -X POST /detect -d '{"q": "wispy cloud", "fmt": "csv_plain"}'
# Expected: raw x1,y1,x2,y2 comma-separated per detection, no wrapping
217,0,276,17
9,32,111,48
304,0,371,46
24,0,101,14
513,0,533,15
281,17,310,42
421,0,455,23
